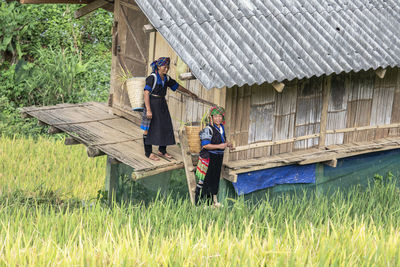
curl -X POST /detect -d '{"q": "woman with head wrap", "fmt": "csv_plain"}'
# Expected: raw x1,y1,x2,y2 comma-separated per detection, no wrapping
195,105,233,207
141,57,198,160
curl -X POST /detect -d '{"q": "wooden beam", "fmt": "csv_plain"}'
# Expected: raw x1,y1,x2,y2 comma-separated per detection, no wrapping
319,75,331,148
65,137,80,145
143,24,156,33
102,2,113,12
234,133,320,152
178,129,197,205
222,166,237,183
87,146,105,157
74,0,109,19
120,0,139,11
299,143,400,165
132,163,184,180
272,81,285,93
48,126,62,134
178,72,196,81
326,123,400,134
323,159,337,168
375,68,387,79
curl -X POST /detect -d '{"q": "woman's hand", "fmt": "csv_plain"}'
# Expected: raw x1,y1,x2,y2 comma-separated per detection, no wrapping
227,142,235,151
219,143,228,149
146,109,153,119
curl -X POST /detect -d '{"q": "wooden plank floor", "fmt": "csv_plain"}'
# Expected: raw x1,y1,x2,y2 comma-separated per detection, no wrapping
20,102,184,176
224,137,400,182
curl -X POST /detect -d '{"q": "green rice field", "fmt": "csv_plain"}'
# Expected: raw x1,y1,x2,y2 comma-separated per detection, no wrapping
1,136,400,266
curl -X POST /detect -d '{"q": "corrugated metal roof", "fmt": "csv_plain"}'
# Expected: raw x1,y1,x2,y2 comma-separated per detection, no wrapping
134,0,400,90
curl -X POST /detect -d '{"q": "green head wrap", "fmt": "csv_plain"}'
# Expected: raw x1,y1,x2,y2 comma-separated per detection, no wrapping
209,106,225,125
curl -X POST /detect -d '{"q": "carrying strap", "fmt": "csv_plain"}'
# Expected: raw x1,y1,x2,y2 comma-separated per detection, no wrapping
150,73,170,93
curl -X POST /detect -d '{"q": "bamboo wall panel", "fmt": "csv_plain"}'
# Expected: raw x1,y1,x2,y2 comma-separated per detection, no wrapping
390,69,400,136
248,83,275,158
225,68,400,161
344,72,374,143
272,81,297,155
371,68,396,139
326,74,347,146
294,77,323,149
228,86,251,161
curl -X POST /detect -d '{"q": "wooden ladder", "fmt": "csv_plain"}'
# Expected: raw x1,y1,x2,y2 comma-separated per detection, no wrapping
178,129,197,204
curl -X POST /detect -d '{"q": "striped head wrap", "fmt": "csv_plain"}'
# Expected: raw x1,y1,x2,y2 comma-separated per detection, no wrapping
208,105,225,125
150,57,170,73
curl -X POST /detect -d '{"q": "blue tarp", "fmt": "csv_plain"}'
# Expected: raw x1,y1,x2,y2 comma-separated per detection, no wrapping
233,164,316,195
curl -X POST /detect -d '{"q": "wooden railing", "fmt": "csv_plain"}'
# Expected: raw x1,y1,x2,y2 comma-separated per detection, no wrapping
233,123,400,152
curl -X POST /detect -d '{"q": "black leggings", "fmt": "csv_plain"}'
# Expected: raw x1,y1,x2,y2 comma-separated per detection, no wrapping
143,134,167,157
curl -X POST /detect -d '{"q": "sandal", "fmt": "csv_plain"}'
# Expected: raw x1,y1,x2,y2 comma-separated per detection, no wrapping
157,151,173,159
148,153,160,161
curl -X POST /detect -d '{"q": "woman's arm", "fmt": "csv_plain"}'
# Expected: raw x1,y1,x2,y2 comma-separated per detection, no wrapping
177,85,198,98
203,143,228,150
144,90,152,119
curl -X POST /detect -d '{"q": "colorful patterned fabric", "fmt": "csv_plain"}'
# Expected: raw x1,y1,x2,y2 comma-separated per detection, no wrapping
140,108,151,131
208,105,225,125
196,156,210,181
150,57,170,73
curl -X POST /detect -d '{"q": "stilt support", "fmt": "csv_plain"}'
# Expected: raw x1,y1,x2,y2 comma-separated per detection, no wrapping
178,129,197,204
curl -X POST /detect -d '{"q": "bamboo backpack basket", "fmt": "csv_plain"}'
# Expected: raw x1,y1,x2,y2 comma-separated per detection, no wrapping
185,122,202,154
126,77,146,111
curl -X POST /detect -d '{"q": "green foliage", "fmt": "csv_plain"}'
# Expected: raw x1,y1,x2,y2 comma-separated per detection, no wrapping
0,1,113,137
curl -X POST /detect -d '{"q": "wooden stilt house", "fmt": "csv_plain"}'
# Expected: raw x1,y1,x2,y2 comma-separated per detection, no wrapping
19,0,400,201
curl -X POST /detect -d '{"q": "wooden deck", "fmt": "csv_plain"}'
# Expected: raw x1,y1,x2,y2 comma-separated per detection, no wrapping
20,102,184,179
223,137,400,182
20,102,400,188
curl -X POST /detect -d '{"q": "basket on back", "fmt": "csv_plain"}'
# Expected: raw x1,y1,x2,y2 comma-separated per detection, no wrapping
185,122,201,154
126,77,145,111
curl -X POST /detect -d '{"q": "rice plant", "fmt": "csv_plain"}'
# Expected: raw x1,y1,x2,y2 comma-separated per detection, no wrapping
1,136,400,266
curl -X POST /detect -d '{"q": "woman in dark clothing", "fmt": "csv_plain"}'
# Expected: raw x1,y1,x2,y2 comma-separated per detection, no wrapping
195,106,233,207
141,57,197,161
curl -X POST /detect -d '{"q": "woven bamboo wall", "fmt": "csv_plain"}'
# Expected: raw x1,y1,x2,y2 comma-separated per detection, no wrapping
227,68,400,161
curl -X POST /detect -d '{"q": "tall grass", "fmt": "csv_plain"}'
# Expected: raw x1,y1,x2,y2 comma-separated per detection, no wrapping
0,136,105,200
1,136,400,265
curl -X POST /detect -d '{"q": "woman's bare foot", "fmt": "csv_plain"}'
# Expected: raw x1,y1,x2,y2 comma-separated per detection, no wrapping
148,153,160,161
213,202,222,208
158,151,173,159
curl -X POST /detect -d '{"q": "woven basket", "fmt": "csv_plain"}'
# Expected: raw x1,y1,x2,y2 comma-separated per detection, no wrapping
185,124,201,153
126,77,145,111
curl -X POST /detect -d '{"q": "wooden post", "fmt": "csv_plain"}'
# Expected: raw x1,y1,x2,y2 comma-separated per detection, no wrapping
48,126,62,134
105,156,119,205
319,75,331,148
87,146,105,157
65,137,80,145
178,129,197,204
